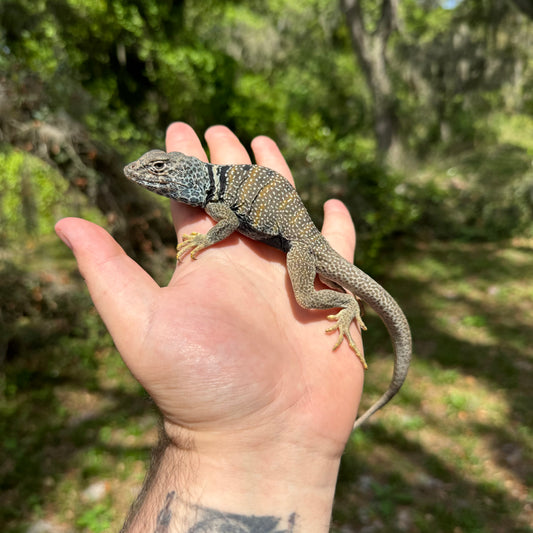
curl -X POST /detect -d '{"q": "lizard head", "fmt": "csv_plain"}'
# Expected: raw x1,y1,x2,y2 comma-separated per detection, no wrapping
124,149,211,207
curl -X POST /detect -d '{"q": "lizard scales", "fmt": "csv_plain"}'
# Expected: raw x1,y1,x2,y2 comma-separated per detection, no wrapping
125,150,412,429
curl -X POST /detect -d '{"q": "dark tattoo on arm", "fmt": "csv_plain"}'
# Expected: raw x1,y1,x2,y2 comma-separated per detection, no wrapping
153,491,298,532
187,507,297,532
153,491,176,532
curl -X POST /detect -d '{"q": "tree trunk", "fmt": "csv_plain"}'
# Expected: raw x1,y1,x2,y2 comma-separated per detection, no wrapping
340,0,401,163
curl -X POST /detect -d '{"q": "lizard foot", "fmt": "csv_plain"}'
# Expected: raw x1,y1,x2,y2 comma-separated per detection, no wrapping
176,232,209,261
326,306,368,369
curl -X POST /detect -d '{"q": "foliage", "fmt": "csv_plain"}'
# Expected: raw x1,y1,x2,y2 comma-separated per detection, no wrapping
1,2,533,531
75,503,114,532
0,147,107,245
0,149,65,242
410,113,533,241
2,0,532,252
397,0,533,152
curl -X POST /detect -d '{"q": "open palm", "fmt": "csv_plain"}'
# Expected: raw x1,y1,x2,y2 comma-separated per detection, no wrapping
55,123,364,456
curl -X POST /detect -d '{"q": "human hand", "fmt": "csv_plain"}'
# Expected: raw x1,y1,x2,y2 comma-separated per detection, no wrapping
56,122,363,451
55,123,364,530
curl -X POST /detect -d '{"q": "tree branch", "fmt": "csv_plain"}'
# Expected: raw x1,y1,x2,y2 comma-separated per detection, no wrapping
377,0,399,40
340,0,372,81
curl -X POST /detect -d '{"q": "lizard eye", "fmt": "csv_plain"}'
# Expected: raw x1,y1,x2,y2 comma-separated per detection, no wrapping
152,161,166,172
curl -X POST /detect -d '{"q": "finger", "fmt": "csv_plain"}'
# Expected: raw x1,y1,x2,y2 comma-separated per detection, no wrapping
165,122,211,234
166,122,207,161
54,217,158,357
251,135,295,186
205,125,251,165
320,199,356,262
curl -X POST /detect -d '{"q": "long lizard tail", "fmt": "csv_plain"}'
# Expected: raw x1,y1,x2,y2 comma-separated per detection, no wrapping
344,266,412,430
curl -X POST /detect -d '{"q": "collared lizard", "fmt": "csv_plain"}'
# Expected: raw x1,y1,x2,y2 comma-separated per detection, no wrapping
124,150,412,429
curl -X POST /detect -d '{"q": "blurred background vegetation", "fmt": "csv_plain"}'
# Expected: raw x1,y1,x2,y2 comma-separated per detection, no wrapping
0,0,532,532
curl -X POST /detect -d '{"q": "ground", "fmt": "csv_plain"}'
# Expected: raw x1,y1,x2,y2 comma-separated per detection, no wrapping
1,236,532,533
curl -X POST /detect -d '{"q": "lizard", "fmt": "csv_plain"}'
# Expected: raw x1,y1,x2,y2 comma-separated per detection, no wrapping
124,149,412,429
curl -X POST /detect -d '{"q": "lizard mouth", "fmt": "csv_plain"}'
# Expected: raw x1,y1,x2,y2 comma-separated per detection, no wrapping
124,164,156,187
124,166,173,197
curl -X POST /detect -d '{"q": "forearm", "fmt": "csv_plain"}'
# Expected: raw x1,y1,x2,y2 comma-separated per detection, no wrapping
121,424,342,532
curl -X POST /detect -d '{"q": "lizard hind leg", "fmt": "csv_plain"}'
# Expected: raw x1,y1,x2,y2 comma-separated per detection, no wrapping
286,244,368,368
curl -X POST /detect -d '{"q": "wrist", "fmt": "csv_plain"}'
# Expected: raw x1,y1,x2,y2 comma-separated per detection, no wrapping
123,421,344,532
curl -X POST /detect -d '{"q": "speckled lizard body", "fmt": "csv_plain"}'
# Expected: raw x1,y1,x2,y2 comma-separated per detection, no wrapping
124,150,412,429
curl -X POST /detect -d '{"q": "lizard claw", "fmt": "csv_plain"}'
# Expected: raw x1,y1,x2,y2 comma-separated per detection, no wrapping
326,307,368,369
326,307,367,332
176,232,209,261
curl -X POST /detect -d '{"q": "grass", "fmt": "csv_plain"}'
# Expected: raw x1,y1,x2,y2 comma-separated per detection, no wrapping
333,239,533,533
1,234,532,532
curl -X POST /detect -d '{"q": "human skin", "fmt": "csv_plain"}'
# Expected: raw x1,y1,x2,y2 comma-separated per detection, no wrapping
55,122,364,532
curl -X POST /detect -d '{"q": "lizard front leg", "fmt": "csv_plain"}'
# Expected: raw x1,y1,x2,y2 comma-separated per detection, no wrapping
177,202,240,261
286,242,367,368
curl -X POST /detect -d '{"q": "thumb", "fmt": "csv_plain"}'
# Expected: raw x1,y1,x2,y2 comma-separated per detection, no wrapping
54,217,158,357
